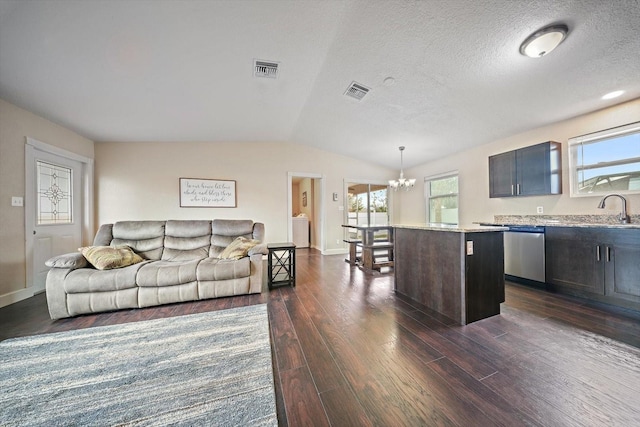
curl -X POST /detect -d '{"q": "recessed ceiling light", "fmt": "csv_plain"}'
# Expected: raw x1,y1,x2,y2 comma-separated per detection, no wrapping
520,24,568,58
602,90,624,100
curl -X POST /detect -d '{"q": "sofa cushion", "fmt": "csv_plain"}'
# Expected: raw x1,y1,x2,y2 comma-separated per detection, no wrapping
218,237,260,260
80,245,144,270
161,220,211,261
45,252,88,269
197,257,251,281
63,262,147,293
136,259,200,287
92,223,114,246
210,219,255,257
111,221,165,260
67,288,138,317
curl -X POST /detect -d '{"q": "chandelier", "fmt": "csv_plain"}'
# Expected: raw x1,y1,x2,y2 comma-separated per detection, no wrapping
388,146,416,191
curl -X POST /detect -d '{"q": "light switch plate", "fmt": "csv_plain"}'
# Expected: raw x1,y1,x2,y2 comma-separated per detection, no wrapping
466,240,473,255
11,196,23,207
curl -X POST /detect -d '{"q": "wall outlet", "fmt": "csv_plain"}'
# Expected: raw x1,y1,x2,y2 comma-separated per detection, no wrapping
336,239,340,244
466,240,473,255
536,206,544,214
11,196,23,207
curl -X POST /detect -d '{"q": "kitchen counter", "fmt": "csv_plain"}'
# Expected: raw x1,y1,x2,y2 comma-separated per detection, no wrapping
482,214,640,229
394,224,507,233
394,225,505,325
480,221,640,229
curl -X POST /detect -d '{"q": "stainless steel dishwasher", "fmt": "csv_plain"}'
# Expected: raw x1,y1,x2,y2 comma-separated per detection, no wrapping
503,225,545,283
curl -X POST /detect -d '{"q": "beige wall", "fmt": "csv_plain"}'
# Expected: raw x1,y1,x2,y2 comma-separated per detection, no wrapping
0,99,94,306
95,141,395,252
291,182,300,215
396,98,640,226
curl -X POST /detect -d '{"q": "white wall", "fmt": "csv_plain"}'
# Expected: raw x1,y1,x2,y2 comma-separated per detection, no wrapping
95,141,395,252
396,98,640,226
0,99,94,306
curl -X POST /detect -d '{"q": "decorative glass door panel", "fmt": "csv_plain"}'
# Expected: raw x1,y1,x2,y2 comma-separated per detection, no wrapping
37,160,73,225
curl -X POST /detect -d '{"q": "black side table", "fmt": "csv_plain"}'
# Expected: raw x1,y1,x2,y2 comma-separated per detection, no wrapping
267,243,296,289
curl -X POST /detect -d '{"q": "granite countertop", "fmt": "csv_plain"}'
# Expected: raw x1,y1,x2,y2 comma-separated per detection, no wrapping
481,215,640,229
394,224,507,233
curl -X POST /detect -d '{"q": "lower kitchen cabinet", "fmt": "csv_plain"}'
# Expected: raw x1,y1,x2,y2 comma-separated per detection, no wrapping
545,227,640,310
605,237,640,303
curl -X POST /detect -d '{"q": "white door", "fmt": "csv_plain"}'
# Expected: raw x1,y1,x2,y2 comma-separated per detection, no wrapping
26,149,83,293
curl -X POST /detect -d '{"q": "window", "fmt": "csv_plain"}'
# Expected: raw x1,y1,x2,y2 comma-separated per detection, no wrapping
425,172,458,225
569,122,640,196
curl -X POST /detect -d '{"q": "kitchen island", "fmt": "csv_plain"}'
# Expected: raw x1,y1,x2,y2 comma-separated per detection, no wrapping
394,224,506,325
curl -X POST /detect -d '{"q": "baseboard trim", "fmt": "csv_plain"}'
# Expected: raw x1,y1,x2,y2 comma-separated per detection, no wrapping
0,287,35,309
322,248,347,256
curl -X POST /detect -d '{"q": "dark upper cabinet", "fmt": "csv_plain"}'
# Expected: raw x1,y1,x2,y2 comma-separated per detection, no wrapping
488,151,516,197
489,141,562,198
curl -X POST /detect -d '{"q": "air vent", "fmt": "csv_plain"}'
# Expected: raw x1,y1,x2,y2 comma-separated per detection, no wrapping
254,60,279,78
344,81,370,101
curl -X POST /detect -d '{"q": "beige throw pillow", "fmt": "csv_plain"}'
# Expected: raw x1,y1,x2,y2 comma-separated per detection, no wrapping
80,245,144,270
218,237,259,260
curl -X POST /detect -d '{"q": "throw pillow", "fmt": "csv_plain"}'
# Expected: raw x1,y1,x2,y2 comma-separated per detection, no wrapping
79,245,144,270
218,237,260,260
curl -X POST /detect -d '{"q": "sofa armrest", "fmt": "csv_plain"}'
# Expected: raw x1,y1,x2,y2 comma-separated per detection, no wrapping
248,243,268,256
45,252,88,270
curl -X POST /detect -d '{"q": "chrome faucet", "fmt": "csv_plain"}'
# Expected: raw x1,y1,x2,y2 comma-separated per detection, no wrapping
597,194,631,224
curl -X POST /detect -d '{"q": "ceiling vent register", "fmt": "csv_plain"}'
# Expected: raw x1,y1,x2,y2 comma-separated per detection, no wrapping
344,82,370,101
254,60,279,78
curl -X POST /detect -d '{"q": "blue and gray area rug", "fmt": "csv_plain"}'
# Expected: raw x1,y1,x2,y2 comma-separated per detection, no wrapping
0,304,277,426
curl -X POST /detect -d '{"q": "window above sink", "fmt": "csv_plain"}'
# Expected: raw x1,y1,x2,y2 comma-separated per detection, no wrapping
569,121,640,197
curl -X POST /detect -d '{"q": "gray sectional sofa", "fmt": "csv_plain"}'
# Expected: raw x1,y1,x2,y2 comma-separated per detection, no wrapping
45,219,267,319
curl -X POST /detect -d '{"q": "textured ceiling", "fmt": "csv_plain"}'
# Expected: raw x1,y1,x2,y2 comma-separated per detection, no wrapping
1,0,639,169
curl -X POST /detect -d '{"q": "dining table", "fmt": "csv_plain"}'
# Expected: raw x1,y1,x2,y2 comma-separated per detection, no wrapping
341,224,394,272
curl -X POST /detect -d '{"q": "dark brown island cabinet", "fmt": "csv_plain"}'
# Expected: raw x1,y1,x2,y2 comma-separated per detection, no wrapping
545,227,640,311
489,141,562,198
394,225,506,325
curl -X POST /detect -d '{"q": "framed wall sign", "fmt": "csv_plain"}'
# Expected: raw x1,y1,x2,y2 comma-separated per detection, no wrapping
179,178,237,208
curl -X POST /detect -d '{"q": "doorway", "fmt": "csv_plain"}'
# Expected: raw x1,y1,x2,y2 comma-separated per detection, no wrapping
344,181,390,241
287,172,323,251
25,138,93,293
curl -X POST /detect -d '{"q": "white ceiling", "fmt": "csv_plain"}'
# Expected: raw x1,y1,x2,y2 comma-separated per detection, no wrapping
1,0,639,169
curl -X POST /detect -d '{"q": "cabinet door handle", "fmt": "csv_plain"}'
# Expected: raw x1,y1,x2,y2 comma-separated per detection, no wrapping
606,246,611,262
511,184,514,195
517,184,521,195
596,245,600,261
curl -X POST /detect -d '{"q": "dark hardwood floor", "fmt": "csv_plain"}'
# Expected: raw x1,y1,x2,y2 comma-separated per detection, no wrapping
2,248,640,426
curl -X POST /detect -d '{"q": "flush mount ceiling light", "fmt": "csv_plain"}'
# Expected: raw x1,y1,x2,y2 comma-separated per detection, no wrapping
520,24,568,58
602,90,624,100
389,146,416,191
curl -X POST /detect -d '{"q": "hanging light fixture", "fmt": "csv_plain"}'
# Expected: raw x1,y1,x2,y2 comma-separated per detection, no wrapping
519,24,568,58
389,146,416,191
